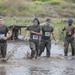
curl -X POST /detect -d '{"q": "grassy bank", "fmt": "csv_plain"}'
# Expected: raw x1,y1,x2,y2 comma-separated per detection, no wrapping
3,17,75,41
0,0,75,17
3,17,75,51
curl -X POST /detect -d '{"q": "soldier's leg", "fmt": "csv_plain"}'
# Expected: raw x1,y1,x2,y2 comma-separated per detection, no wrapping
39,40,45,56
46,40,51,57
11,35,13,40
0,45,2,58
64,40,69,56
34,44,38,59
11,31,14,40
14,32,16,40
13,32,15,40
1,43,7,58
35,41,41,58
15,31,18,39
38,40,41,56
70,39,75,56
29,42,36,59
36,41,39,55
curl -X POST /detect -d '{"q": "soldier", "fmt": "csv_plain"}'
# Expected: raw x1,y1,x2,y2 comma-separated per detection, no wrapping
62,18,75,56
11,25,21,40
0,17,12,58
24,18,42,59
39,18,57,57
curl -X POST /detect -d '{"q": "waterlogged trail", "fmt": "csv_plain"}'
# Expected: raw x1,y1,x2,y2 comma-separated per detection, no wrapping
0,41,75,75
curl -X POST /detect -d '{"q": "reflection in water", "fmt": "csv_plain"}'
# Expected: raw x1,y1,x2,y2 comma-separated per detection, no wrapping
7,41,64,60
0,66,51,75
0,67,6,75
6,66,29,75
62,60,75,75
29,66,51,75
7,42,31,59
0,41,75,75
63,67,75,75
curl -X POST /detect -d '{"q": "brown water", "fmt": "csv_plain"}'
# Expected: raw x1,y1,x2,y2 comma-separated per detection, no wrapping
0,40,75,75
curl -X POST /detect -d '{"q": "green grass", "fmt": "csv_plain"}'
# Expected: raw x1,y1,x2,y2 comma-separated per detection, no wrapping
3,17,75,51
35,0,62,5
4,17,75,41
0,0,75,17
4,17,47,26
4,17,33,26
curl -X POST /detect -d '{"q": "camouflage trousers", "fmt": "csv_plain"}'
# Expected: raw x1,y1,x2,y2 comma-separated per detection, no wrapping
0,43,7,58
64,36,75,56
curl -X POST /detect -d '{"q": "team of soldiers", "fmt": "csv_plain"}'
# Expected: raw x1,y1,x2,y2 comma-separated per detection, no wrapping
0,17,75,60
24,18,75,59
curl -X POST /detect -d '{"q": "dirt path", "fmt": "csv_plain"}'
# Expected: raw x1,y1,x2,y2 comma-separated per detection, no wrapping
0,41,75,75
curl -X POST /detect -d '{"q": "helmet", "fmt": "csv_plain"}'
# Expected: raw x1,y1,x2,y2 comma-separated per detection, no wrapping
68,18,73,23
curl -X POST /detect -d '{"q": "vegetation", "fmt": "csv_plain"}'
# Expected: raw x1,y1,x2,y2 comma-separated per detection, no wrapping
0,0,75,43
35,0,62,5
0,0,75,17
4,17,75,42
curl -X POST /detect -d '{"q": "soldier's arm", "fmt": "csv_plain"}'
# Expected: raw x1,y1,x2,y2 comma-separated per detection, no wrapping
30,26,42,36
52,32,57,45
20,28,21,35
62,26,66,34
51,27,57,45
3,30,12,41
72,27,75,38
52,32,56,41
24,28,28,38
7,30,12,39
31,30,42,36
24,25,32,38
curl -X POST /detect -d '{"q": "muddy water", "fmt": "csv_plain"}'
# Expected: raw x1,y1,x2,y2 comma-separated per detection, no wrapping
0,40,75,75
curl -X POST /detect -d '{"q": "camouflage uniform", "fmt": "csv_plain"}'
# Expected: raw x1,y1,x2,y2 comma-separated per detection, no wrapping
11,26,21,40
62,25,75,56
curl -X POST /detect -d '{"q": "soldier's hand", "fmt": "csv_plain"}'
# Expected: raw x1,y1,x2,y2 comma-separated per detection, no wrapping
3,37,8,40
68,31,72,36
22,36,25,39
55,41,57,46
30,30,35,34
71,34,75,38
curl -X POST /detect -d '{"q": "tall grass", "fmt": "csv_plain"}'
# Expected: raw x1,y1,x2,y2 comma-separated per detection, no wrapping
35,0,62,5
0,0,75,17
0,0,46,17
4,17,75,41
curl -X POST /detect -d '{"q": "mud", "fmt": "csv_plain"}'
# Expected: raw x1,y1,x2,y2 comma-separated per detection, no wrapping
0,40,75,75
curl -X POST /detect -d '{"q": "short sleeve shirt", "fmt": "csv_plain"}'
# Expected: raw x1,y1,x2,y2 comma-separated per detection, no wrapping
26,25,41,40
41,25,54,40
0,25,9,42
63,25,75,36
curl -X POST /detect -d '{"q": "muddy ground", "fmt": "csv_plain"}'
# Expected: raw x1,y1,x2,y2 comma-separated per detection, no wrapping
0,40,75,75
